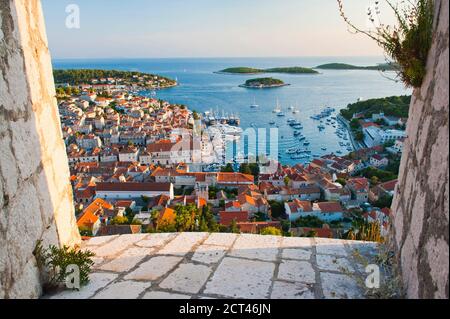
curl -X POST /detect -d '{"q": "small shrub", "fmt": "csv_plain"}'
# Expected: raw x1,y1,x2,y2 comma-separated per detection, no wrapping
260,227,282,236
34,240,95,291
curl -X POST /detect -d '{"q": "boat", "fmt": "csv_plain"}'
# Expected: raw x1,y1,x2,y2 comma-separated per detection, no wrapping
293,131,302,136
298,136,306,141
250,97,259,109
277,112,286,117
304,142,310,146
321,147,327,151
269,121,275,125
272,99,282,113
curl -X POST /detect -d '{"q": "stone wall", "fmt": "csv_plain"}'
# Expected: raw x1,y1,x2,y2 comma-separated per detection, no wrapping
390,0,449,299
0,0,80,299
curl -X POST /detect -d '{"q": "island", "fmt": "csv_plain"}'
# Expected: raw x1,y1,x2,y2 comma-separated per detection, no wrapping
315,63,398,71
53,69,177,90
239,77,289,89
216,66,318,75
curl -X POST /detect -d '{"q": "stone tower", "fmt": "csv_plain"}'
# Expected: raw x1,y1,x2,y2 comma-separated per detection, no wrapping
0,0,81,298
390,0,449,299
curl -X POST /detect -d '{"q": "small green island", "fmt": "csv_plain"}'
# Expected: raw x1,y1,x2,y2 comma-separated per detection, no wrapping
315,63,398,71
216,66,318,75
239,77,289,89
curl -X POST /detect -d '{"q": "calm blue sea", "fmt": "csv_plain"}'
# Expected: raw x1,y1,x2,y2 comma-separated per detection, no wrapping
53,57,411,165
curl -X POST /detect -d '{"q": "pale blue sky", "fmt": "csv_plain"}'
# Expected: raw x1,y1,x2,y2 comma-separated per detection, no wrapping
41,0,396,58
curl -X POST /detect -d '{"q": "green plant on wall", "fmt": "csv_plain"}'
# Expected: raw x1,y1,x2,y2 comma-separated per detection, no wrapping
337,0,434,88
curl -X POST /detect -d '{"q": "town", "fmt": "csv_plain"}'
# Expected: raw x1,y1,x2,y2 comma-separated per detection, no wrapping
57,71,405,242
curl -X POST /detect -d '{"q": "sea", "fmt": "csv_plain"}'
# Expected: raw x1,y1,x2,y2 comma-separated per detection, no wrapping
53,57,411,166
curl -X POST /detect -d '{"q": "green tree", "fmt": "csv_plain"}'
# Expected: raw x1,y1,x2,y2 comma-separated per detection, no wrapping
239,163,252,175
269,201,286,219
221,163,234,173
336,178,347,186
110,216,130,225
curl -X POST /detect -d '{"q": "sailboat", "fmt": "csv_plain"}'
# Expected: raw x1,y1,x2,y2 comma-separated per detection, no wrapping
272,99,282,113
250,97,259,108
292,101,300,114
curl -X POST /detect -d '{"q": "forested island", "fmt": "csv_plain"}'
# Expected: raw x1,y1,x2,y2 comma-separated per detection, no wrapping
53,69,177,89
340,95,412,120
239,77,289,88
217,66,318,74
315,63,398,71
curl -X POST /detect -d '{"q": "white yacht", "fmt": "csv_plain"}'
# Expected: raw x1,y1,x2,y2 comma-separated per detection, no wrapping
272,99,281,113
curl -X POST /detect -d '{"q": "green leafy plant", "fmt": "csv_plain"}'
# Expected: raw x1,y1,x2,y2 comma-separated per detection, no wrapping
34,240,95,290
337,0,434,87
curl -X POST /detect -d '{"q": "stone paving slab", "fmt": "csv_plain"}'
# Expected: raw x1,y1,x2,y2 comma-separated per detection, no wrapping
157,232,209,256
270,281,315,299
203,233,238,247
99,247,154,273
159,263,213,294
135,233,177,248
229,234,281,262
204,257,275,299
47,233,377,299
49,272,118,299
282,248,312,260
315,238,348,256
192,244,228,264
92,280,150,299
320,272,363,299
124,256,183,281
278,260,316,284
316,254,355,273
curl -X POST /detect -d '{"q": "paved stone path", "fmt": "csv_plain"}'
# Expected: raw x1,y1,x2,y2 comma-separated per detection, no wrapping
47,233,378,299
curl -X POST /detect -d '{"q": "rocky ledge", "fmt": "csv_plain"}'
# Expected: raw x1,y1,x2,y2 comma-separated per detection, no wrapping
45,233,378,299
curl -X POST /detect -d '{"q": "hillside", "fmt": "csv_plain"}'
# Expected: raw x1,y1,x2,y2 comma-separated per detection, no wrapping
53,69,177,88
340,95,412,120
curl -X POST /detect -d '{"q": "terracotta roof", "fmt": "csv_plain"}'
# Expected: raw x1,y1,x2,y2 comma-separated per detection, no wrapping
316,202,344,213
380,179,397,192
219,211,249,226
96,182,171,192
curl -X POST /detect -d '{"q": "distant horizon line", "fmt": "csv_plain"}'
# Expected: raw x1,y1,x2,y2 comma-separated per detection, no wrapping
52,55,387,61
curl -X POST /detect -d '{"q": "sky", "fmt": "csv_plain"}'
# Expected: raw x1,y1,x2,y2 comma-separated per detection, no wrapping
41,0,397,59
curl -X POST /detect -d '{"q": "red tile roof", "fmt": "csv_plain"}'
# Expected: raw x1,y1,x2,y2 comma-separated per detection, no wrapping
219,211,249,226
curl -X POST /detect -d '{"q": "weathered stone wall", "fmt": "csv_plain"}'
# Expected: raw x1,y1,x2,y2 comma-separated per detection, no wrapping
0,0,80,299
390,0,449,299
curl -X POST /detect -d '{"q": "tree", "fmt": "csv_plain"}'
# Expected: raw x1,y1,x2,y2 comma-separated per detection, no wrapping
374,195,394,209
239,163,252,175
229,219,240,234
283,176,291,187
336,178,347,186
221,163,234,173
110,216,129,225
260,227,282,236
269,201,286,219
